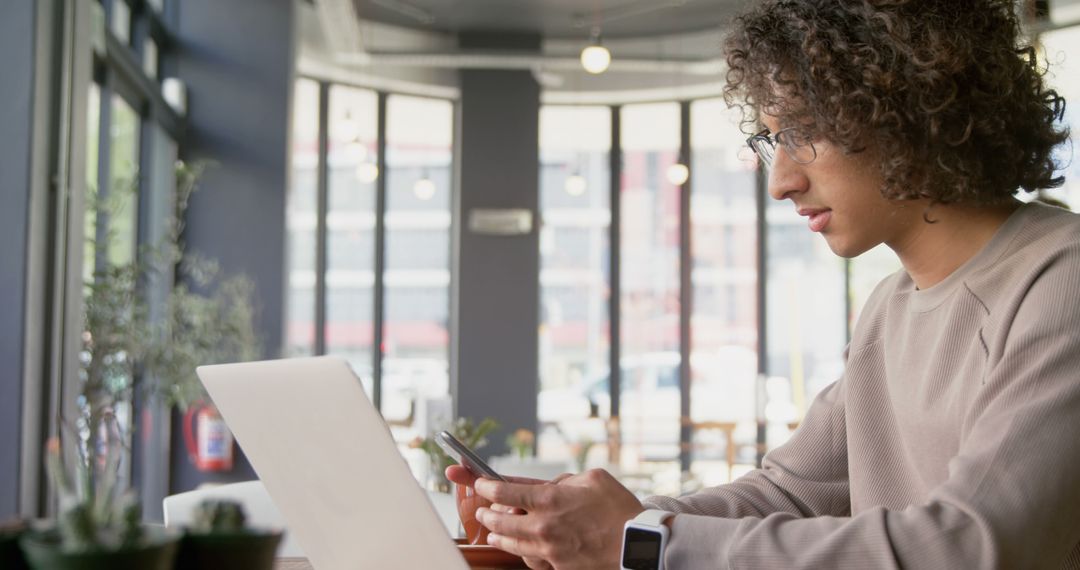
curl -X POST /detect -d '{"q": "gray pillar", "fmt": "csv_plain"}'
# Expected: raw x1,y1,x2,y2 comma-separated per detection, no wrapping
0,0,36,519
453,33,541,459
171,0,295,492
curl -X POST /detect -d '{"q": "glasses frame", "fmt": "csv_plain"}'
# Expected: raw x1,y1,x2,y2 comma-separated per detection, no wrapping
745,127,818,168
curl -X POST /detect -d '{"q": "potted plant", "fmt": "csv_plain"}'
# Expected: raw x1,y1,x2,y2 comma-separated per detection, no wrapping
18,437,180,570
140,161,259,413
79,161,258,477
173,499,282,569
411,416,499,492
506,428,536,460
0,519,28,570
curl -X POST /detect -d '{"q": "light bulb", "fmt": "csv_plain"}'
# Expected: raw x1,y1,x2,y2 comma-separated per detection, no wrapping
666,163,690,186
344,140,368,162
580,44,611,74
413,177,436,201
356,162,379,183
565,174,587,196
337,113,360,142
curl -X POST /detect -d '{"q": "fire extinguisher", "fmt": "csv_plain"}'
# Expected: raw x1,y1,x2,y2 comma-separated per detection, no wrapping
183,402,234,472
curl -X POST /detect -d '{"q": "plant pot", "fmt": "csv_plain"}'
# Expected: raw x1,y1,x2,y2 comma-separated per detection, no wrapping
18,527,180,570
0,519,29,570
173,530,283,570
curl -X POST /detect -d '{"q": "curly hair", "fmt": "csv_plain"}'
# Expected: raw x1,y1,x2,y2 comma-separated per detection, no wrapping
723,0,1069,205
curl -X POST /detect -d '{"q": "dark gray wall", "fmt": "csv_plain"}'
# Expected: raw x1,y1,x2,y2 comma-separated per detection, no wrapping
455,33,541,458
171,0,295,492
0,0,36,520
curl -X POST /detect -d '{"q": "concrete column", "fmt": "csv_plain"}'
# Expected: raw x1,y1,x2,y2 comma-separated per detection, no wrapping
453,32,541,458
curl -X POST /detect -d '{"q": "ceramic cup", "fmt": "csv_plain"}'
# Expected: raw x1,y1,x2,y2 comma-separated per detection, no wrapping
455,483,493,545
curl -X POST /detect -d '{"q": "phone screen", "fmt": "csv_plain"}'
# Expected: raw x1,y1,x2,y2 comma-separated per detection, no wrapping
435,431,507,481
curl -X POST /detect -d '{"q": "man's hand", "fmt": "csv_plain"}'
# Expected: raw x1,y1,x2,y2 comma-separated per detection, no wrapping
468,468,645,570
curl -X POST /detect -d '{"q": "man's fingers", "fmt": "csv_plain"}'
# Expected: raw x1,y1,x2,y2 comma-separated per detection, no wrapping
476,507,541,539
507,475,549,485
486,532,547,560
446,465,477,486
475,479,555,511
523,556,554,570
549,472,575,485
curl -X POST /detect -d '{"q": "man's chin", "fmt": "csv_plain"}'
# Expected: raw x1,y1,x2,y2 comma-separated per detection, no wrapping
822,233,874,259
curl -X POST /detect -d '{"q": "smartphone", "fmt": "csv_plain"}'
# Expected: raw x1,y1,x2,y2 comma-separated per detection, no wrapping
435,430,507,482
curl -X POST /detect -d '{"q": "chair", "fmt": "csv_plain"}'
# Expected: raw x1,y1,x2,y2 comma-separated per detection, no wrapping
163,480,462,558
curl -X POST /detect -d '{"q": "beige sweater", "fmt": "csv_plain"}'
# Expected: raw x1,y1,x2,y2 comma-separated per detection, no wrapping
644,202,1080,569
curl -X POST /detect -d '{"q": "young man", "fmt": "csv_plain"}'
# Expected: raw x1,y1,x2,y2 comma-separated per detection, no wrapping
449,0,1080,568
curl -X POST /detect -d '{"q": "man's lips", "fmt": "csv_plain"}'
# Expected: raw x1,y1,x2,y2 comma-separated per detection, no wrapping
797,207,832,232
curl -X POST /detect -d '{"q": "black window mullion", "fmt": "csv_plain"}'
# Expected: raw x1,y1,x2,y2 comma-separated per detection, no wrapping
314,82,329,355
373,92,389,412
608,105,622,464
755,162,768,467
678,100,692,472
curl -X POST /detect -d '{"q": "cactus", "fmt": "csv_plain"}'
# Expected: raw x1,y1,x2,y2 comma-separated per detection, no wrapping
44,429,145,552
191,500,248,534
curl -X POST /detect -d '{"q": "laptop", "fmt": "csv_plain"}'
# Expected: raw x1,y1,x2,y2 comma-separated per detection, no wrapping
197,356,470,570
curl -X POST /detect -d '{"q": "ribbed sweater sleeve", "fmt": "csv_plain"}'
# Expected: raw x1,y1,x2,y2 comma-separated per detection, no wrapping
642,375,850,519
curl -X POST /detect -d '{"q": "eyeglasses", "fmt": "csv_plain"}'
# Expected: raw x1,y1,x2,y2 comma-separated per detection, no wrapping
745,127,817,168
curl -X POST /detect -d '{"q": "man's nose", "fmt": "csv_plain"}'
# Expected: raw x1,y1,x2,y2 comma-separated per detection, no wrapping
766,149,809,202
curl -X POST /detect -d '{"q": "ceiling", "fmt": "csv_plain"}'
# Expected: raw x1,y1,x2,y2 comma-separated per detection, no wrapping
350,0,749,39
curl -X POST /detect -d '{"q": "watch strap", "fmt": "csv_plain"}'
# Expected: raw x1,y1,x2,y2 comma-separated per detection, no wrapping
633,509,675,527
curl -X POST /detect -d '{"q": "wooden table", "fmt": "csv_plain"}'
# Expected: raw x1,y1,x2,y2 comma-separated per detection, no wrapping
274,558,527,569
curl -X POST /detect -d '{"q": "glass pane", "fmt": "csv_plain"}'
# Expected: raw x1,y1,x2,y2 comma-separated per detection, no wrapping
326,85,379,397
619,102,681,494
80,93,141,478
537,106,612,471
108,94,140,267
1040,26,1080,210
765,164,846,452
383,95,453,440
144,38,158,80
84,83,102,287
688,99,760,485
285,79,320,356
111,0,131,45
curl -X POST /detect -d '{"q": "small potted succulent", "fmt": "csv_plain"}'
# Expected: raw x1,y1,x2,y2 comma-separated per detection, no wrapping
0,519,28,570
173,499,282,569
18,438,179,570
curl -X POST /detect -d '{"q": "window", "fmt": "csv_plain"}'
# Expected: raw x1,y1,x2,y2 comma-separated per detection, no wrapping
286,78,321,356
284,80,457,441
765,176,846,446
688,99,760,485
533,98,889,494
619,102,683,486
326,85,379,397
537,106,612,467
383,95,453,436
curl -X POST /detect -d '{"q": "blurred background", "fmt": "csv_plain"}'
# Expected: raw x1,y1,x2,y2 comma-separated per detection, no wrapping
1,0,1077,523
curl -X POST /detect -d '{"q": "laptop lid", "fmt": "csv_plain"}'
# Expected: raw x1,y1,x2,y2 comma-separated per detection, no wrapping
197,356,469,570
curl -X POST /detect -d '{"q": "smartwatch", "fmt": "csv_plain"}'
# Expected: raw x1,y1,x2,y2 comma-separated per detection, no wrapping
620,509,674,570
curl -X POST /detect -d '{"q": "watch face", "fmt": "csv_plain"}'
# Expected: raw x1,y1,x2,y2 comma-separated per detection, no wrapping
622,527,662,570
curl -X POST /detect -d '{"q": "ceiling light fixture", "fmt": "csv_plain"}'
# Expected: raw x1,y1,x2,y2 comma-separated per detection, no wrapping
356,162,379,184
666,162,689,186
565,173,588,196
413,175,436,201
580,27,611,74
